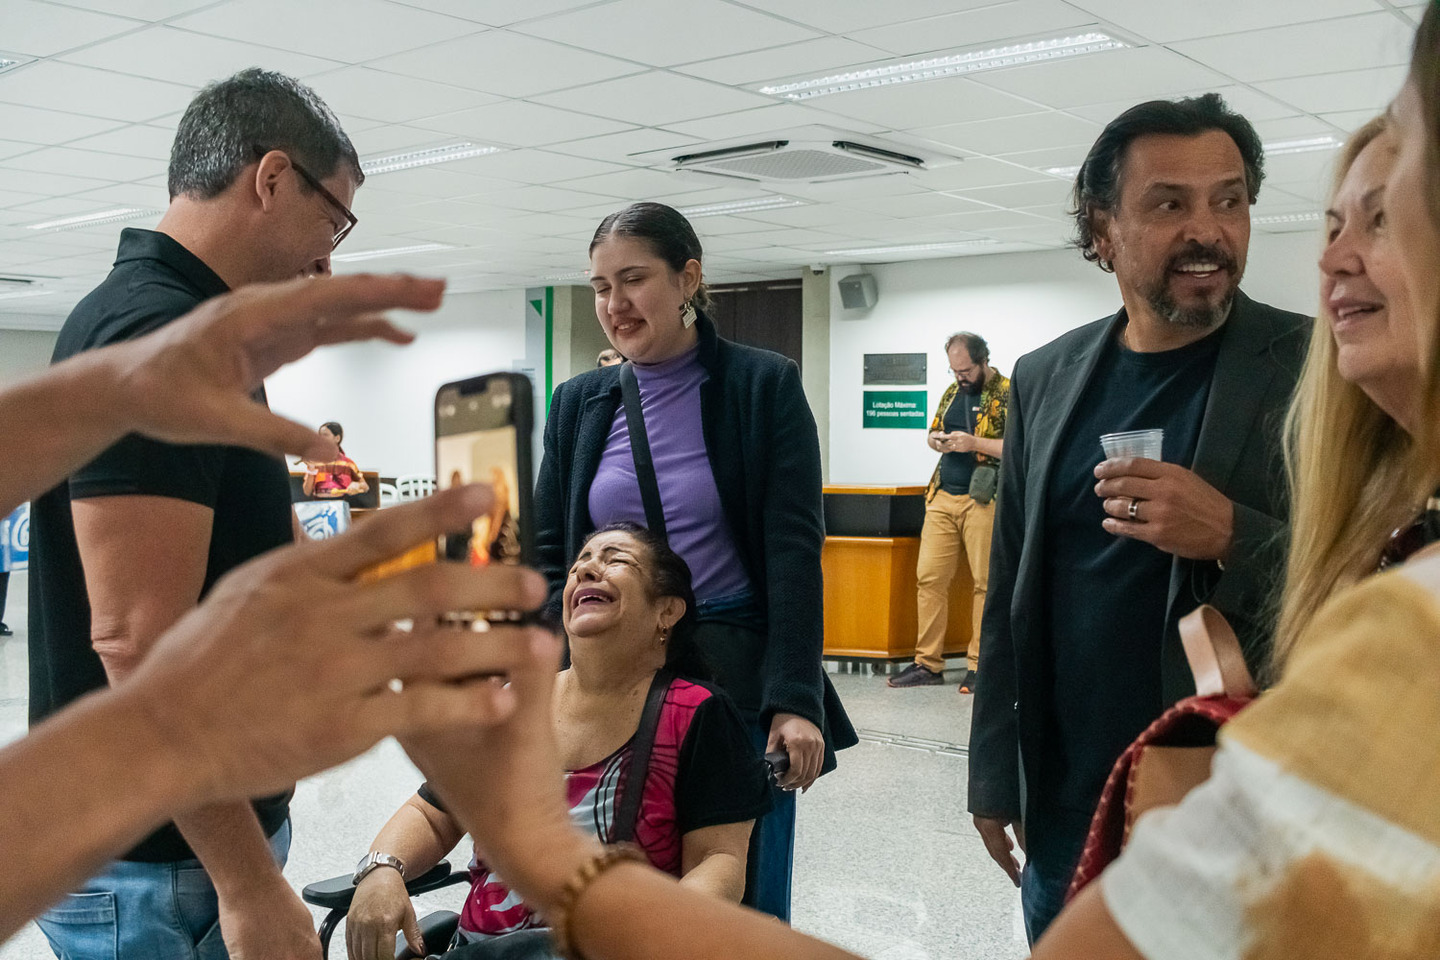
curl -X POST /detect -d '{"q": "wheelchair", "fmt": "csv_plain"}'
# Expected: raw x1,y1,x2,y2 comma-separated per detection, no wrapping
304,860,470,960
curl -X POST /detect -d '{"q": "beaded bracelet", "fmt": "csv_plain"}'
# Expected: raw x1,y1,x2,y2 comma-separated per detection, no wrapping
548,842,648,960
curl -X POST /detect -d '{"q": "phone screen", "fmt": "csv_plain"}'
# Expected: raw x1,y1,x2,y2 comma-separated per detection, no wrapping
435,374,529,571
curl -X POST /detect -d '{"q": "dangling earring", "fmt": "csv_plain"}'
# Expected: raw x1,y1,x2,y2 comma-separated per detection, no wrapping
680,299,697,329
658,626,669,645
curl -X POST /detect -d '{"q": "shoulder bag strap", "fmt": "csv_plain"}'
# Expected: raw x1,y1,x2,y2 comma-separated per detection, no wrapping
618,362,668,542
612,669,674,844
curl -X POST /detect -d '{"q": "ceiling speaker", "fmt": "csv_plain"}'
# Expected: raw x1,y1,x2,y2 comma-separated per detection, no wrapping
838,273,877,310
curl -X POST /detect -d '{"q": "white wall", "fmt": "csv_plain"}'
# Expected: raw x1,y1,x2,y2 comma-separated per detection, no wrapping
827,231,1322,484
0,330,58,388
265,289,527,479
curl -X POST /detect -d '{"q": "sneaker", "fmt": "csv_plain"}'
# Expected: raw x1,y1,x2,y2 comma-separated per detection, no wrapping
0,623,11,637
888,663,943,687
957,670,977,694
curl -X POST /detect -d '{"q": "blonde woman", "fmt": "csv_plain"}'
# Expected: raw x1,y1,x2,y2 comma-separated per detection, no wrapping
1271,116,1432,674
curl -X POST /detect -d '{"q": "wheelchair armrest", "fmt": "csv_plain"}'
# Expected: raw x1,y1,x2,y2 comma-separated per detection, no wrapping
302,862,466,911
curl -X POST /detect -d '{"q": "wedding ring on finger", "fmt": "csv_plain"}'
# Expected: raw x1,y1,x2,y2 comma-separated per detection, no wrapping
1127,498,1141,521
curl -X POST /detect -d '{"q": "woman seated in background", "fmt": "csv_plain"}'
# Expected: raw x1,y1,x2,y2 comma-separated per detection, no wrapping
347,524,770,960
303,420,369,499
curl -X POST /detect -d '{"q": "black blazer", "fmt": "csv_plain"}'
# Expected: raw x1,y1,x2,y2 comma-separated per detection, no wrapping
535,314,857,762
968,292,1310,821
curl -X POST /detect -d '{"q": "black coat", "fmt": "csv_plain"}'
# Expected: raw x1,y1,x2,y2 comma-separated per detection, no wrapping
968,292,1310,822
535,314,857,763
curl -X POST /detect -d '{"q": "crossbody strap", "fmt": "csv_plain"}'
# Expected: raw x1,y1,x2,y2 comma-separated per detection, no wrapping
618,363,668,542
612,669,674,844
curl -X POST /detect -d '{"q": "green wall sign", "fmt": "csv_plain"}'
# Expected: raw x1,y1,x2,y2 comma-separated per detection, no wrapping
863,390,928,429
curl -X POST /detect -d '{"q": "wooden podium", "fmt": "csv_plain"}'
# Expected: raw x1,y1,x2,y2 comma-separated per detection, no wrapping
821,484,974,661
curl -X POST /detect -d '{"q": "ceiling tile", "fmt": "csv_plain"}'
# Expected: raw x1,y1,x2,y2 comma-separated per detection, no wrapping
59,27,344,87
1169,12,1414,84
484,185,623,213
43,0,215,20
0,168,116,196
0,140,41,161
912,156,1048,191
845,192,989,218
800,76,1047,130
1255,65,1408,115
1321,108,1392,133
307,67,502,124
546,127,703,163
170,0,485,63
852,0,1099,58
69,182,172,207
910,111,1100,157
0,62,192,122
949,178,1075,210
973,46,1227,110
515,0,820,68
535,72,773,126
4,147,161,182
665,104,883,142
411,100,634,148
347,125,462,156
555,167,697,200
0,1,139,58
678,37,891,86
1065,0,1383,43
1062,84,1300,127
67,123,175,160
385,0,601,26
441,149,629,184
725,0,999,34
370,31,642,100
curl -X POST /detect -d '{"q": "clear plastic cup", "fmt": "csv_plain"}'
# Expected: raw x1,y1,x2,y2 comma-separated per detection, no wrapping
1099,428,1164,461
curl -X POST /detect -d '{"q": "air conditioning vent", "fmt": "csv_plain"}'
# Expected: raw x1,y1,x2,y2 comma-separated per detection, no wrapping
671,136,928,183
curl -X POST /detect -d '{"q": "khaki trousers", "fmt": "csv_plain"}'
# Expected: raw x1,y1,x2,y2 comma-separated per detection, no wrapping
914,489,994,673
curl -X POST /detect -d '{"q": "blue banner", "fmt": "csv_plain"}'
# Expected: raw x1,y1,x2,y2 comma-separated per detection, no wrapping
2,503,29,572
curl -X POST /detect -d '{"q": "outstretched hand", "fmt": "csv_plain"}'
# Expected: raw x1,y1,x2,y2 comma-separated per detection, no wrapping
106,273,440,461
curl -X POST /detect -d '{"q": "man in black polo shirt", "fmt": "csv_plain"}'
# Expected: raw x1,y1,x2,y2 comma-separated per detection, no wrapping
29,69,363,960
966,93,1309,943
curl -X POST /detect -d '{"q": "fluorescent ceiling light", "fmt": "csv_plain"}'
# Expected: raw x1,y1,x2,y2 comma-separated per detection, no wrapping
0,288,54,301
676,196,807,217
824,240,1000,257
331,243,454,263
1263,136,1341,156
0,54,30,75
26,208,157,231
758,33,1129,101
542,270,590,282
360,141,500,175
1253,212,1322,226
1043,165,1082,179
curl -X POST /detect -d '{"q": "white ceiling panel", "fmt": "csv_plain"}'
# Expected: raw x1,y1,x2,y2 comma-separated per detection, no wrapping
516,0,820,67
558,167,701,201
386,0,603,26
665,104,884,142
69,182,172,207
913,156,1049,191
726,0,1002,34
1321,108,1392,133
0,168,116,197
442,149,629,184
546,127,703,163
0,62,192,122
0,140,41,161
950,178,1075,210
4,147,161,182
911,111,1100,156
1065,0,1383,43
974,46,1228,110
371,31,642,100
346,124,464,156
852,0,1100,58
307,67,502,124
67,123,176,160
0,1,139,58
801,76,1046,130
171,0,486,63
45,0,216,20
1255,64,1408,115
355,165,517,199
1170,12,1414,83
484,185,626,213
679,37,891,86
844,192,989,218
0,188,53,209
411,100,634,148
59,27,344,88
535,72,774,126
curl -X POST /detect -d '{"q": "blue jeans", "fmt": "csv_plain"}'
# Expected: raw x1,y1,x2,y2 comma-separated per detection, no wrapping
1019,807,1092,945
37,819,292,960
746,719,797,923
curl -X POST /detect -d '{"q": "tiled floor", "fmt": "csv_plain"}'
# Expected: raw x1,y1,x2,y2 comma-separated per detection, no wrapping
0,572,1026,959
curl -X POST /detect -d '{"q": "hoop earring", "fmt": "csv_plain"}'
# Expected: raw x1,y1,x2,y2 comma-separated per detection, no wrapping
680,300,697,328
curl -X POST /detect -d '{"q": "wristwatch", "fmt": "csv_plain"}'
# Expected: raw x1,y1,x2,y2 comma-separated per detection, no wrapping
353,851,406,886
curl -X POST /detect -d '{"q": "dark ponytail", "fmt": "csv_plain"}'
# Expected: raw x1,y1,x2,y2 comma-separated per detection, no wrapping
589,202,711,310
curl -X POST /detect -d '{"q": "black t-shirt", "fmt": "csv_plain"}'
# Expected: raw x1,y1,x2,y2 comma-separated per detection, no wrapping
938,389,981,495
1040,323,1223,813
28,228,295,862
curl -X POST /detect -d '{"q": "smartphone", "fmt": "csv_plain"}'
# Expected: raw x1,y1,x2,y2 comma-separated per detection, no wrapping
434,372,535,625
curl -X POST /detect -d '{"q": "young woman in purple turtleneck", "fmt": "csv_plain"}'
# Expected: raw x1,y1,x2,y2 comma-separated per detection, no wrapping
534,202,855,922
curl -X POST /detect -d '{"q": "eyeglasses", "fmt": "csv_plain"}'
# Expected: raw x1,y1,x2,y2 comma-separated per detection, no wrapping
1378,498,1440,570
253,146,357,250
